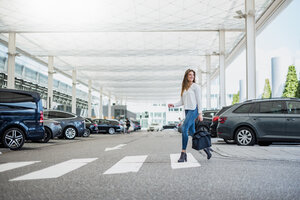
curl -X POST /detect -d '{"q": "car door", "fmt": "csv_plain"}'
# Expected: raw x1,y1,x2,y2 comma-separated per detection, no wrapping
251,101,286,138
97,119,109,133
285,101,300,139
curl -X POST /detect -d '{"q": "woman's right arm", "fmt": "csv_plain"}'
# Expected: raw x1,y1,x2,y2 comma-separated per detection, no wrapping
169,97,183,108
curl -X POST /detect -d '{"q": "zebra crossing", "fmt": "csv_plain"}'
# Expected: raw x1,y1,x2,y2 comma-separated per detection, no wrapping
0,153,202,181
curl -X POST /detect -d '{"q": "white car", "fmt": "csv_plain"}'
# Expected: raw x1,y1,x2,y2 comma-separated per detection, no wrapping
147,123,161,132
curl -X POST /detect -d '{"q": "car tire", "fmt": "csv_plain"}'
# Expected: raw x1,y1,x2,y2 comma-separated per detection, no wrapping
258,141,272,146
108,128,115,134
42,127,52,143
235,127,255,146
64,127,76,139
2,127,25,150
83,128,91,137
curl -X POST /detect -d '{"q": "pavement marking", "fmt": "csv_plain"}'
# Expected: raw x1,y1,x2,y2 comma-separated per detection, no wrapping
0,161,40,173
105,144,127,151
170,153,201,169
103,155,148,175
10,158,98,181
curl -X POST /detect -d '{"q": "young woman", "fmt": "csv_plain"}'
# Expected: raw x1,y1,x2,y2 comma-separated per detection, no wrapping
168,69,212,162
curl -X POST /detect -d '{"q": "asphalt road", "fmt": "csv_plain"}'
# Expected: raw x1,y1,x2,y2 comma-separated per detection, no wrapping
0,130,299,200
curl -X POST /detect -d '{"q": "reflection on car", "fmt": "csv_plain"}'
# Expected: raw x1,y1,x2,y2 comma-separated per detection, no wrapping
43,119,62,143
217,98,300,146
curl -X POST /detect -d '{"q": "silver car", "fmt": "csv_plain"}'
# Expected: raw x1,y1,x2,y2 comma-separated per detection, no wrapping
43,119,62,143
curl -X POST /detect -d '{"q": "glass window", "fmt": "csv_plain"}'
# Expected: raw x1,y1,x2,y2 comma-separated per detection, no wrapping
286,101,300,114
233,103,253,113
25,67,37,81
0,91,35,103
15,63,23,76
253,101,284,114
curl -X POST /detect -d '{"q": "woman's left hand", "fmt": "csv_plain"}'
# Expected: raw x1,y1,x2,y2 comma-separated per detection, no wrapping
198,114,203,122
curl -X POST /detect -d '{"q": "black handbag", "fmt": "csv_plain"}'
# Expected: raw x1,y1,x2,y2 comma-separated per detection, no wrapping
192,120,212,150
192,130,212,150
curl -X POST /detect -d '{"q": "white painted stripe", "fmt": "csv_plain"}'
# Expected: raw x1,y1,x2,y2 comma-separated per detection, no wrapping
170,153,201,169
103,155,148,175
10,158,98,181
0,161,40,173
105,144,127,151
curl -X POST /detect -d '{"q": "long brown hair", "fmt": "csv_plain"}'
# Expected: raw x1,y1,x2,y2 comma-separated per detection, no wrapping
181,69,196,96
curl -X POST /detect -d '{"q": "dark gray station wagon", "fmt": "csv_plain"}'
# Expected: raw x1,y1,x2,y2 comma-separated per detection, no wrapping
217,98,300,146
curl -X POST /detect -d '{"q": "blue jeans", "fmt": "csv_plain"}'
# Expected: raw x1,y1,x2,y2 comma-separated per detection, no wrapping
182,107,199,150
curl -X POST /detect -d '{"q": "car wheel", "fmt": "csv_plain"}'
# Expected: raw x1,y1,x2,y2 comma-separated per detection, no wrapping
258,141,272,146
64,127,76,139
42,127,52,143
108,128,115,134
224,139,236,144
2,128,25,150
235,127,255,146
83,128,91,137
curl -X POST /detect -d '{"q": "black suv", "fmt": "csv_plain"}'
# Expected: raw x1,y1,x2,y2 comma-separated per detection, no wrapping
0,89,45,150
217,98,300,146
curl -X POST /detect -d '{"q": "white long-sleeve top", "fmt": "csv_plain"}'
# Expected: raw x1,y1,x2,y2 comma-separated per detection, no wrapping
174,83,202,114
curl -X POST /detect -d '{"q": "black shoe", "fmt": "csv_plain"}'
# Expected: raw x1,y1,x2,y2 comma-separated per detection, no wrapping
178,152,187,162
203,148,212,160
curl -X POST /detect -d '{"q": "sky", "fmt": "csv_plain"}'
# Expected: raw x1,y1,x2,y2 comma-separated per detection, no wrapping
220,0,300,105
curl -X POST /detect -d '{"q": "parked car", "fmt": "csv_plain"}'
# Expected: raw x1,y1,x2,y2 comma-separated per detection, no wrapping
199,109,219,132
217,98,300,146
0,89,45,150
178,110,218,134
163,123,177,130
43,119,62,143
44,110,85,139
147,123,161,132
132,120,141,131
84,118,98,137
210,106,233,138
93,119,123,134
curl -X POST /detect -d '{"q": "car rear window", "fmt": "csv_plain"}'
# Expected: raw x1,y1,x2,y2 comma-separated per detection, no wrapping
253,101,284,114
216,106,232,116
286,101,300,114
233,103,253,113
0,91,34,103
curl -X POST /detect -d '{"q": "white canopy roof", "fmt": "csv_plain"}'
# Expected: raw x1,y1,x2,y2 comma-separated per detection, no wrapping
0,0,281,102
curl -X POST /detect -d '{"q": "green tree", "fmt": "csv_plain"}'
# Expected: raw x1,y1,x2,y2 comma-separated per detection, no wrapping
296,80,300,98
282,65,298,98
232,91,240,105
262,78,271,99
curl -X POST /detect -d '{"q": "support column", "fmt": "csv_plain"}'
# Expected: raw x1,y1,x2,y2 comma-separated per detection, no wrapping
206,55,211,109
72,69,77,114
108,93,111,118
245,0,256,100
88,80,92,118
99,89,103,118
219,30,226,107
7,33,16,89
47,56,54,109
